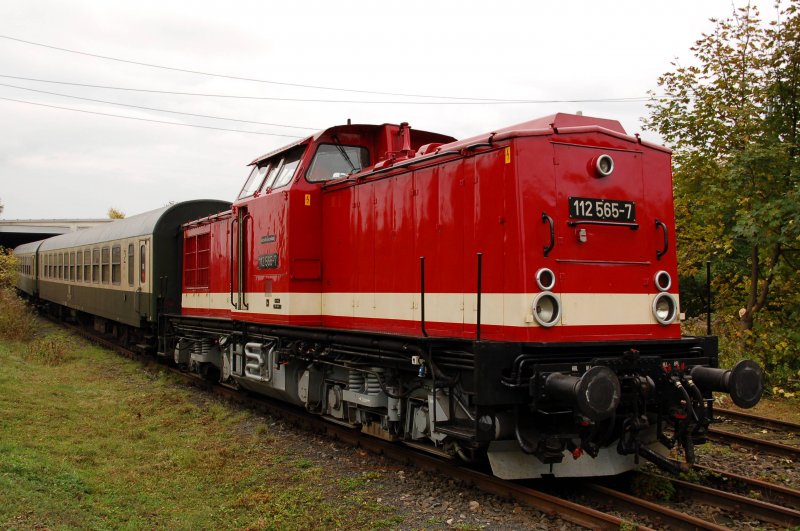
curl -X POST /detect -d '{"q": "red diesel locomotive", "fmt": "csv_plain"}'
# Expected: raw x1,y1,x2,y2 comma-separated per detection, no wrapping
166,113,762,478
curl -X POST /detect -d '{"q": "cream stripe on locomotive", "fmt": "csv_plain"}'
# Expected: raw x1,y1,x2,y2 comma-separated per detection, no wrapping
182,292,677,327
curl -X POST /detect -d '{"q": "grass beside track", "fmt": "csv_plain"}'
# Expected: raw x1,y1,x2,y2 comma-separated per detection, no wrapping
0,328,401,530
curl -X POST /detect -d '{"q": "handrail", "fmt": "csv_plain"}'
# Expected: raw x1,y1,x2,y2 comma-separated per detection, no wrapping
230,216,238,309
655,219,669,260
542,212,555,257
567,220,639,230
240,212,252,310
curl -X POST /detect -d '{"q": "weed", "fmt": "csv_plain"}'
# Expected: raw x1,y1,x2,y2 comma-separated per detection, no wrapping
293,457,314,469
0,289,36,341
630,473,676,501
24,332,77,365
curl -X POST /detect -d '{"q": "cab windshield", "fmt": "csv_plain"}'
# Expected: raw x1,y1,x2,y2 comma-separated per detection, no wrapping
238,164,270,200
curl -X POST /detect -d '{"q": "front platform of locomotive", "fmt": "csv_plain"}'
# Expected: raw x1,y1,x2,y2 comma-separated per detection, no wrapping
482,114,764,478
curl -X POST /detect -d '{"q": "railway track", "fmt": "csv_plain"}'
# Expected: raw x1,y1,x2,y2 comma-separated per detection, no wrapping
50,317,800,530
692,463,800,514
714,407,800,432
706,428,800,459
705,406,800,459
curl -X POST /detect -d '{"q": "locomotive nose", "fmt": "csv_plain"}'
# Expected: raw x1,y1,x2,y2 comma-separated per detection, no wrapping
691,359,764,408
544,366,622,421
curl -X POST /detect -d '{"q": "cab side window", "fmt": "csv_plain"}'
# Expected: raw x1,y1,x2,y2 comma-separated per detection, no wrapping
258,145,307,192
307,144,370,182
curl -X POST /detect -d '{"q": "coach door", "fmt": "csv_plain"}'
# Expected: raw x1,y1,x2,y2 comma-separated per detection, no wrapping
135,239,150,318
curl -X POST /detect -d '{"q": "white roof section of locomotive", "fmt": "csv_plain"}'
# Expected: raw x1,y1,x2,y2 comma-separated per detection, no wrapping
438,113,672,155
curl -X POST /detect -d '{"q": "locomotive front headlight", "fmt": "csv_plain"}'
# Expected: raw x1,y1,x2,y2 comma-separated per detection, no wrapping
652,293,677,325
536,267,556,291
654,270,672,292
595,154,614,177
532,292,561,327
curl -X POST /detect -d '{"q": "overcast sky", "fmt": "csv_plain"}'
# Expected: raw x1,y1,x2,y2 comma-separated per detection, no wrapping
0,0,775,220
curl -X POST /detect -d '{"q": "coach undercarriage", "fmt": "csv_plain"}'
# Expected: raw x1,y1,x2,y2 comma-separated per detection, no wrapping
164,316,762,478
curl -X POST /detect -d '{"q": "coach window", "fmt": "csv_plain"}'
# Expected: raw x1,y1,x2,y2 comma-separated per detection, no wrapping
140,244,146,284
307,144,370,182
84,250,90,282
101,247,110,284
127,244,135,286
76,251,83,282
111,245,121,285
58,253,63,279
69,252,75,281
92,248,100,283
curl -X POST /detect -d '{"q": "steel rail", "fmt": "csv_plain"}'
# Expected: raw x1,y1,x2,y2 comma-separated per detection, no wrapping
714,407,800,432
585,484,729,531
707,427,800,459
692,463,800,509
644,473,800,528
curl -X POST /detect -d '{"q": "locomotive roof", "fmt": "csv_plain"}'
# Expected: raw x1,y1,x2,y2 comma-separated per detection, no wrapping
439,113,670,154
38,199,230,251
248,123,457,166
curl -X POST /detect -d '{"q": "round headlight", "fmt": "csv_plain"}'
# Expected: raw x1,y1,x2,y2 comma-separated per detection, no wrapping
654,270,672,292
595,154,614,177
532,292,561,327
536,268,556,291
652,293,677,325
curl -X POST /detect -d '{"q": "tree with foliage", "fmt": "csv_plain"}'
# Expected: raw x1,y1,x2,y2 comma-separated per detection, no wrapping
645,2,800,380
107,207,126,219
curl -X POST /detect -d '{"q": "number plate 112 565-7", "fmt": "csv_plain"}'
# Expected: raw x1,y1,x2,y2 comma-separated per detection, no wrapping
569,197,636,222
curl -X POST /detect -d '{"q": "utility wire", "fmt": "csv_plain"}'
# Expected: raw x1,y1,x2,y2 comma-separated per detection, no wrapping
0,96,307,138
0,82,320,130
0,34,571,102
0,74,650,105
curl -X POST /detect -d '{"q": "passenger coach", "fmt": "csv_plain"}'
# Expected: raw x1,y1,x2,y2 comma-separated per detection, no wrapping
18,200,229,343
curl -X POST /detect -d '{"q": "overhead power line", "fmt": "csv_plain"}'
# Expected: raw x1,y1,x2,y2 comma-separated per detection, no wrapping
0,34,561,102
0,74,650,105
0,82,319,130
0,96,307,138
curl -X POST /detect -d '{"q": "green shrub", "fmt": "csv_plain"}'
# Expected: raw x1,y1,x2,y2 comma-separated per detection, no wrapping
0,248,18,290
0,289,36,341
24,333,77,365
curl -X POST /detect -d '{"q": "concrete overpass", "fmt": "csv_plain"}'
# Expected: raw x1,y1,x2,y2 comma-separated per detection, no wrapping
0,219,113,249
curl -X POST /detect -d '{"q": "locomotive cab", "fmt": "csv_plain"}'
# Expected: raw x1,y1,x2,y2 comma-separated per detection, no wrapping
227,123,455,328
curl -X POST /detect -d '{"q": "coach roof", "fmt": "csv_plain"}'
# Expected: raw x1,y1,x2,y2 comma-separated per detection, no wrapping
38,200,229,251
